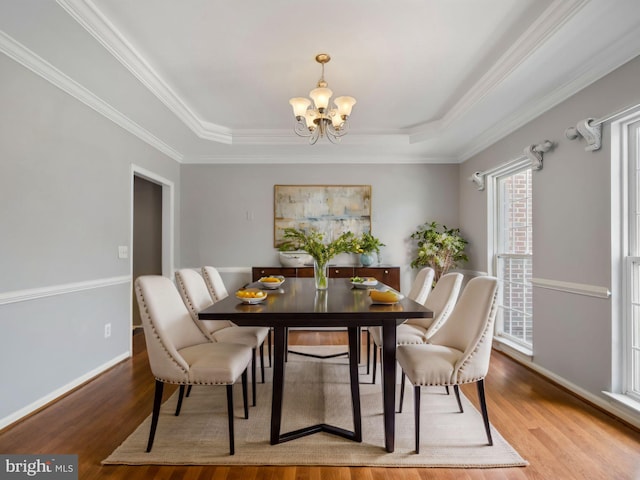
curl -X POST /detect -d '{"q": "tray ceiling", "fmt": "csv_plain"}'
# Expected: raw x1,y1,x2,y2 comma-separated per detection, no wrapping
1,0,640,163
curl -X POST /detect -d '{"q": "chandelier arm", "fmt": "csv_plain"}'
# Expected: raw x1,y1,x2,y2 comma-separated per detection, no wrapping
293,119,313,138
326,119,350,139
308,128,320,145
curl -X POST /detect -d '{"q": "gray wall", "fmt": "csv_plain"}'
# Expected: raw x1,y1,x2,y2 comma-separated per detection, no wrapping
459,54,640,406
180,163,460,292
0,53,180,425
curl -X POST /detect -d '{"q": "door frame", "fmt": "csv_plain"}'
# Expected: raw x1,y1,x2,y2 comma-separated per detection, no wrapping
130,165,175,338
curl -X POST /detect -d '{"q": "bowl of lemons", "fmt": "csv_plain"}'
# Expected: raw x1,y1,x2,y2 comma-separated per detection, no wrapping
369,289,403,305
258,275,285,289
236,288,268,304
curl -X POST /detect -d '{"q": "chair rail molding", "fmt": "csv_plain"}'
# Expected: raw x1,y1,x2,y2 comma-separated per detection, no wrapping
0,275,131,305
531,277,611,299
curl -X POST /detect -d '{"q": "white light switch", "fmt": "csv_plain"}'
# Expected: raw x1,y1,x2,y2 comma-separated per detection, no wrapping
118,246,129,259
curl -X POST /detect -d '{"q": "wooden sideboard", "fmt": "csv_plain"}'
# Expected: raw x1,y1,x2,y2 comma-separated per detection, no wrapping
252,265,401,291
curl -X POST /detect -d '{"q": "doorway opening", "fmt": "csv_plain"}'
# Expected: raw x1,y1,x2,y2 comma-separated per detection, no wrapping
131,166,174,331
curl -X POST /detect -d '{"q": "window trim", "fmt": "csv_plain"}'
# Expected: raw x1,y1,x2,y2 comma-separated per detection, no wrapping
487,158,533,353
610,111,640,403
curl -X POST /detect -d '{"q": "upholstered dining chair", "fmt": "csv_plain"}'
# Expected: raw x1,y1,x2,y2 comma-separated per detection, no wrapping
175,268,269,407
370,270,463,384
396,275,500,453
202,265,272,367
135,275,252,455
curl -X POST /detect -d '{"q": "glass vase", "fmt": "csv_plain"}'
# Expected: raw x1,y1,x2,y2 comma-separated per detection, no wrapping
314,259,328,290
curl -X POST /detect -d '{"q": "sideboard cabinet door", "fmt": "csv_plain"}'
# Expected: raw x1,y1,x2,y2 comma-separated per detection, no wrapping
355,267,400,291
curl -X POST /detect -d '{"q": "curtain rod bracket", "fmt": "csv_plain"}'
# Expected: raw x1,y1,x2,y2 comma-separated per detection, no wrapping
565,118,602,151
470,171,486,191
470,140,553,191
525,140,554,171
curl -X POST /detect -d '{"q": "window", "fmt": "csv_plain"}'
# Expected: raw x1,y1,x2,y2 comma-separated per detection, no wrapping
490,164,533,350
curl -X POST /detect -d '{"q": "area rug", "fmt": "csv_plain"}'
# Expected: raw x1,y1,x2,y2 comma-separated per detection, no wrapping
103,346,527,468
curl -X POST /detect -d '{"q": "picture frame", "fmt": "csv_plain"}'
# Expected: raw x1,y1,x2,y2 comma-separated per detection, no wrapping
273,184,372,248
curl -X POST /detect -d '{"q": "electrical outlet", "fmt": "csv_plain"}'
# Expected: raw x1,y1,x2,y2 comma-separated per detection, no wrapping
118,246,128,259
104,323,111,339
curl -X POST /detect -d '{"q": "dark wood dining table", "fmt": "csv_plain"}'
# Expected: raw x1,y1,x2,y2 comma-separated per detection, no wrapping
198,277,432,453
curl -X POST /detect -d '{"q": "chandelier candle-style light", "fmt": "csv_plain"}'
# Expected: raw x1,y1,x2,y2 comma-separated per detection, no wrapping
289,54,356,145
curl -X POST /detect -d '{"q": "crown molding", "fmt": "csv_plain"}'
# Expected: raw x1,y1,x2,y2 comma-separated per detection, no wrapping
58,0,593,150
186,152,455,165
408,0,590,144
230,129,410,146
0,30,183,162
57,0,232,144
456,22,640,162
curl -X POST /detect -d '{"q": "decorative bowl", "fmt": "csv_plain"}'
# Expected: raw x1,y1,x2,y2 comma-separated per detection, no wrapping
235,288,268,304
279,251,313,267
259,275,285,289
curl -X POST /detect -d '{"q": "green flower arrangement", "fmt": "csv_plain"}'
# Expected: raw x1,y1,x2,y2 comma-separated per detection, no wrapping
281,228,359,288
355,232,385,255
410,221,468,281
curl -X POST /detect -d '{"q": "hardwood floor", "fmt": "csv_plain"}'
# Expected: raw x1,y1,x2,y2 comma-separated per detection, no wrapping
1,330,639,479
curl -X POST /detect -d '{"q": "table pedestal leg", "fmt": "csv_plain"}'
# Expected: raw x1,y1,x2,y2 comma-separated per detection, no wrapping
348,326,362,442
382,320,397,453
270,325,362,445
270,326,286,445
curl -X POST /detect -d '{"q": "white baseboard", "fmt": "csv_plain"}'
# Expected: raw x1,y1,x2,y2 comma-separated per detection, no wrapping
495,348,640,430
0,351,130,431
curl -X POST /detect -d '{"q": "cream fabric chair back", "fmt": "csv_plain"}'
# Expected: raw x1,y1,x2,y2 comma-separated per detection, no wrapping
407,267,435,305
428,276,499,383
202,266,229,302
422,272,463,339
135,275,210,383
406,271,460,331
175,269,233,337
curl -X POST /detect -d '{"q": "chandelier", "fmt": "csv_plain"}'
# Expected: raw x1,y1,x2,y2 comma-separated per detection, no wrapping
289,54,356,145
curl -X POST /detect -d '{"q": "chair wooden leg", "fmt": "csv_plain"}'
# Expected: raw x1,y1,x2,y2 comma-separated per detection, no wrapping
414,385,421,454
260,343,265,384
146,380,164,452
453,384,463,413
251,348,257,406
268,329,272,368
175,385,185,416
371,344,378,384
399,370,406,413
226,385,235,455
477,379,493,446
445,385,450,395
242,369,249,420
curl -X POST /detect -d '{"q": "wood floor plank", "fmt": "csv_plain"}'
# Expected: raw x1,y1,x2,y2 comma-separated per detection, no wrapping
0,331,638,479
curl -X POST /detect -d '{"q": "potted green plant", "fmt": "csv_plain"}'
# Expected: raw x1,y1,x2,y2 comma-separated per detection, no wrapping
410,221,468,281
355,232,386,266
281,228,358,289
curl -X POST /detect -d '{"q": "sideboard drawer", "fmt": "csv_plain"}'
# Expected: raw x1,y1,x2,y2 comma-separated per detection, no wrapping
252,267,296,281
329,267,355,278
